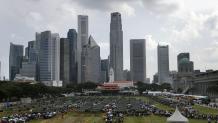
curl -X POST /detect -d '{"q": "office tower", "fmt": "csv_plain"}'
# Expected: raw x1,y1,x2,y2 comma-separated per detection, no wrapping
130,39,146,83
20,57,36,79
123,69,131,81
20,41,38,80
101,59,109,82
60,38,70,86
37,31,61,86
0,61,1,80
110,12,123,81
9,43,24,80
157,45,170,84
177,53,193,73
67,29,77,83
82,36,101,83
153,73,158,84
77,15,89,83
25,47,29,59
27,41,37,62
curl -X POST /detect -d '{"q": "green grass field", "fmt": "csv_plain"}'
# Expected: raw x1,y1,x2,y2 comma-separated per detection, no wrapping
193,104,218,115
29,112,208,123
2,96,218,123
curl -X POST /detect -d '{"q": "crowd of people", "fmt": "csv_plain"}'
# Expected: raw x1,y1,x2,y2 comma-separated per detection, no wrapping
0,97,71,123
1,95,218,123
147,95,218,122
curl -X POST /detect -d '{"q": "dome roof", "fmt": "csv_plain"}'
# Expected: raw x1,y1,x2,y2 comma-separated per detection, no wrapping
167,107,188,123
179,58,190,64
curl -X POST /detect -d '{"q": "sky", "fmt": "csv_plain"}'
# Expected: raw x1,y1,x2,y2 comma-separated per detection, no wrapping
1,0,218,81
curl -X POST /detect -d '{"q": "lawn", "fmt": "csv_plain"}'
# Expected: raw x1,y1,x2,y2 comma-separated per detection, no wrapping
135,96,174,111
193,104,218,115
30,112,207,123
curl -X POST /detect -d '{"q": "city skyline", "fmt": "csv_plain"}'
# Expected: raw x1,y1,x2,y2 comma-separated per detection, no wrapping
1,0,218,80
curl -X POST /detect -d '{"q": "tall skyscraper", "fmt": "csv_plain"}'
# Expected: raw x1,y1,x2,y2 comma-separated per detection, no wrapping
0,61,1,80
37,31,61,86
130,39,146,83
110,12,123,81
101,59,109,82
20,41,38,80
157,45,170,84
67,29,77,83
60,38,70,86
81,36,101,83
20,57,36,79
27,41,37,62
77,15,89,83
9,43,24,80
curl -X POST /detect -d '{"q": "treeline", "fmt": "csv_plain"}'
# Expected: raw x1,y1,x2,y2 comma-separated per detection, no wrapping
0,81,97,102
135,82,172,94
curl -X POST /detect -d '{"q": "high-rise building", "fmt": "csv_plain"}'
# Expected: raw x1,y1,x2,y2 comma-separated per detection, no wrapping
177,53,193,73
25,47,29,59
67,29,77,83
0,61,1,80
27,41,38,62
77,15,89,83
9,43,24,80
110,12,123,81
81,36,101,83
20,57,36,79
157,45,170,84
101,59,109,82
60,38,70,86
130,39,146,83
37,31,61,86
123,69,131,81
153,73,158,84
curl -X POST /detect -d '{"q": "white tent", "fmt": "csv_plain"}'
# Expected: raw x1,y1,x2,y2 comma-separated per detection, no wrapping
167,107,189,123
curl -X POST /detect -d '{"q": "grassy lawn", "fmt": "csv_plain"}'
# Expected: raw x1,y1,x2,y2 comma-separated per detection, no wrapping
30,112,207,123
2,96,217,123
135,96,174,111
193,104,218,115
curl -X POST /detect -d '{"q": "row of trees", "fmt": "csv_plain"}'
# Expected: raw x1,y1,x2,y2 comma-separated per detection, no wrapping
135,82,172,94
0,81,97,102
0,81,171,101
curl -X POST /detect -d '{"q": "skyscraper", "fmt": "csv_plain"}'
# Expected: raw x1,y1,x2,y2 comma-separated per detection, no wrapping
130,39,146,83
81,36,101,83
157,45,170,84
37,31,61,86
67,29,77,83
60,38,70,86
110,12,123,81
27,41,37,62
101,59,109,82
0,61,1,80
20,40,38,80
77,15,89,83
9,43,24,80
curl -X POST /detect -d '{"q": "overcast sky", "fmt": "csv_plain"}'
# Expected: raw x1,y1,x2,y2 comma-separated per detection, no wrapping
1,0,218,80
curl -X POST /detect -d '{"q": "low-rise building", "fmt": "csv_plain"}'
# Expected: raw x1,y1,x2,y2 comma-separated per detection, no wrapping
194,70,218,99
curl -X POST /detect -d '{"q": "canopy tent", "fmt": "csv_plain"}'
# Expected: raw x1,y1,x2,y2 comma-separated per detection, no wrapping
167,107,189,123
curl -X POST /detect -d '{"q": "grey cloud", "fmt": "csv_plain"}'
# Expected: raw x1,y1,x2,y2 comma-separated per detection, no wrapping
142,0,181,14
72,0,136,11
72,0,180,14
